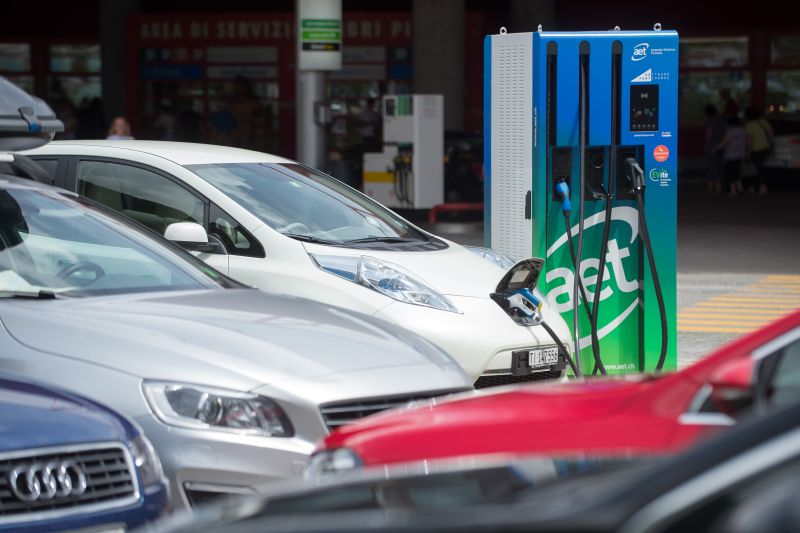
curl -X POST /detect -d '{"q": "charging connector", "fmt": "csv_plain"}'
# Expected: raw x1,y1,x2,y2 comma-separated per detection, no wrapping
554,180,571,215
624,157,646,192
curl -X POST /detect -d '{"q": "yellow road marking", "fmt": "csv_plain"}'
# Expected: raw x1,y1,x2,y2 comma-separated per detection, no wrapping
678,312,789,319
678,319,770,327
707,295,800,301
678,326,753,333
696,301,800,309
677,275,800,335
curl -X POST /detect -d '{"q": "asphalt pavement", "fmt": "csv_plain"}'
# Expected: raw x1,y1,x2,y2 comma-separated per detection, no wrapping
424,180,800,368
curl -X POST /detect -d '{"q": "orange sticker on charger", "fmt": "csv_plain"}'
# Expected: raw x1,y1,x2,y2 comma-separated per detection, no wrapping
653,145,670,162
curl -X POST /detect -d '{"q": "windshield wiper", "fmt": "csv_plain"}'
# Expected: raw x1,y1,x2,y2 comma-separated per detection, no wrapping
343,236,420,244
282,233,340,245
0,290,60,300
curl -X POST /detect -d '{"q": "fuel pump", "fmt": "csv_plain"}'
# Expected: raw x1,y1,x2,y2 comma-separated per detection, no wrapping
392,145,414,208
362,94,444,210
484,26,678,375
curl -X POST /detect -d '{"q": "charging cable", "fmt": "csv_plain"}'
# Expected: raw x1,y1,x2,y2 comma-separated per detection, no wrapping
624,157,668,372
505,287,579,376
555,178,608,375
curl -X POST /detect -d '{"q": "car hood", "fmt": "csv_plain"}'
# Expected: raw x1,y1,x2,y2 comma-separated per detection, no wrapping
0,377,129,452
347,378,648,428
324,378,656,460
0,289,468,392
303,241,505,297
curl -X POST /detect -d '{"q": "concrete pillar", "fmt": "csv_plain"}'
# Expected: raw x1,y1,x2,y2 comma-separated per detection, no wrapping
99,0,141,121
413,0,464,131
295,70,327,169
509,0,555,34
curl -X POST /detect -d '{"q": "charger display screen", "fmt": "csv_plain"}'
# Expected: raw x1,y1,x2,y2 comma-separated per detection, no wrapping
630,84,659,132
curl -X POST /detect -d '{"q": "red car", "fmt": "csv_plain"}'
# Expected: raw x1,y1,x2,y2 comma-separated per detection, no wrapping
307,310,800,476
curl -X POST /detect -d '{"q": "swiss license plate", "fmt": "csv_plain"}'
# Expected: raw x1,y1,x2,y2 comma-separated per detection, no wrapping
529,346,559,368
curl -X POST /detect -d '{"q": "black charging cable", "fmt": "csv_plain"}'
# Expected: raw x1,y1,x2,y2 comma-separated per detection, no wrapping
540,318,579,376
590,186,613,376
555,179,608,376
624,157,668,372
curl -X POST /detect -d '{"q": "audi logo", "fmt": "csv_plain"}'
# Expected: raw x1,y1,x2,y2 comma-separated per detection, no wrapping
8,460,88,502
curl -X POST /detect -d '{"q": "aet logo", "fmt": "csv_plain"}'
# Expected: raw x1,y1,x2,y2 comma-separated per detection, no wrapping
632,43,649,62
544,207,641,349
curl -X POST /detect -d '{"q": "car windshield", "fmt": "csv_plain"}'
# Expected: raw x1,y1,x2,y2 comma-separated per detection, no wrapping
186,162,428,244
0,183,230,298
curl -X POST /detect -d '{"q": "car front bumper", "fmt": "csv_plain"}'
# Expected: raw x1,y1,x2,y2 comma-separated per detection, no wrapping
373,295,572,384
0,482,168,533
136,415,316,512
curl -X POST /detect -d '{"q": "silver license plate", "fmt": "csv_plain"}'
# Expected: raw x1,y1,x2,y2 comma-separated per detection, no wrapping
529,346,559,368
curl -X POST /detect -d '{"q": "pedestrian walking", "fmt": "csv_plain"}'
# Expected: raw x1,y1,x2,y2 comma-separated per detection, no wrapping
713,116,748,197
744,106,774,195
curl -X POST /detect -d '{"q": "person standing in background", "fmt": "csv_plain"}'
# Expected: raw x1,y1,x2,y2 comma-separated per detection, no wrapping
720,88,739,118
705,104,727,194
714,115,749,197
744,106,774,196
106,116,134,140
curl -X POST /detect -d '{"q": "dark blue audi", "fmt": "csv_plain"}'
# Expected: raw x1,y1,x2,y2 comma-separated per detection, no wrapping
0,375,169,532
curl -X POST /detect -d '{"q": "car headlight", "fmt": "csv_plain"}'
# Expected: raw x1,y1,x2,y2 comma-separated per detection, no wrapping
465,246,518,270
304,448,363,481
142,381,294,437
310,254,460,314
130,435,166,490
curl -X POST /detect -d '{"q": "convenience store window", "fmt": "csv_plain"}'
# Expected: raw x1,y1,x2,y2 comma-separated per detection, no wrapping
679,36,751,127
138,45,282,152
47,44,102,107
0,42,34,94
767,35,800,117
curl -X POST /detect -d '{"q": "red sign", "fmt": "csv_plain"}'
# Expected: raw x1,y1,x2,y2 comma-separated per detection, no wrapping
653,145,670,162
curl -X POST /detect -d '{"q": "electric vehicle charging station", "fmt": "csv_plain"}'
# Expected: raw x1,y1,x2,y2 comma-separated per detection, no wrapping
484,27,678,376
363,94,444,209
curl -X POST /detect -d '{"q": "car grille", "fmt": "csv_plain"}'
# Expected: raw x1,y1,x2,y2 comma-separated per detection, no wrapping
474,370,562,389
320,392,457,432
0,443,137,521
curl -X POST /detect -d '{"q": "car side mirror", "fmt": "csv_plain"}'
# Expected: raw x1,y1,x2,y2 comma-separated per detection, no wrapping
709,358,755,415
164,222,225,254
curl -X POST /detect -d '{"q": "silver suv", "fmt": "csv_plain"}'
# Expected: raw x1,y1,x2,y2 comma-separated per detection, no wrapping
0,175,471,510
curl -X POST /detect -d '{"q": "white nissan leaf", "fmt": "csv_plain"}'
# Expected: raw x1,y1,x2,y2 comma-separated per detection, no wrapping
23,141,572,387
